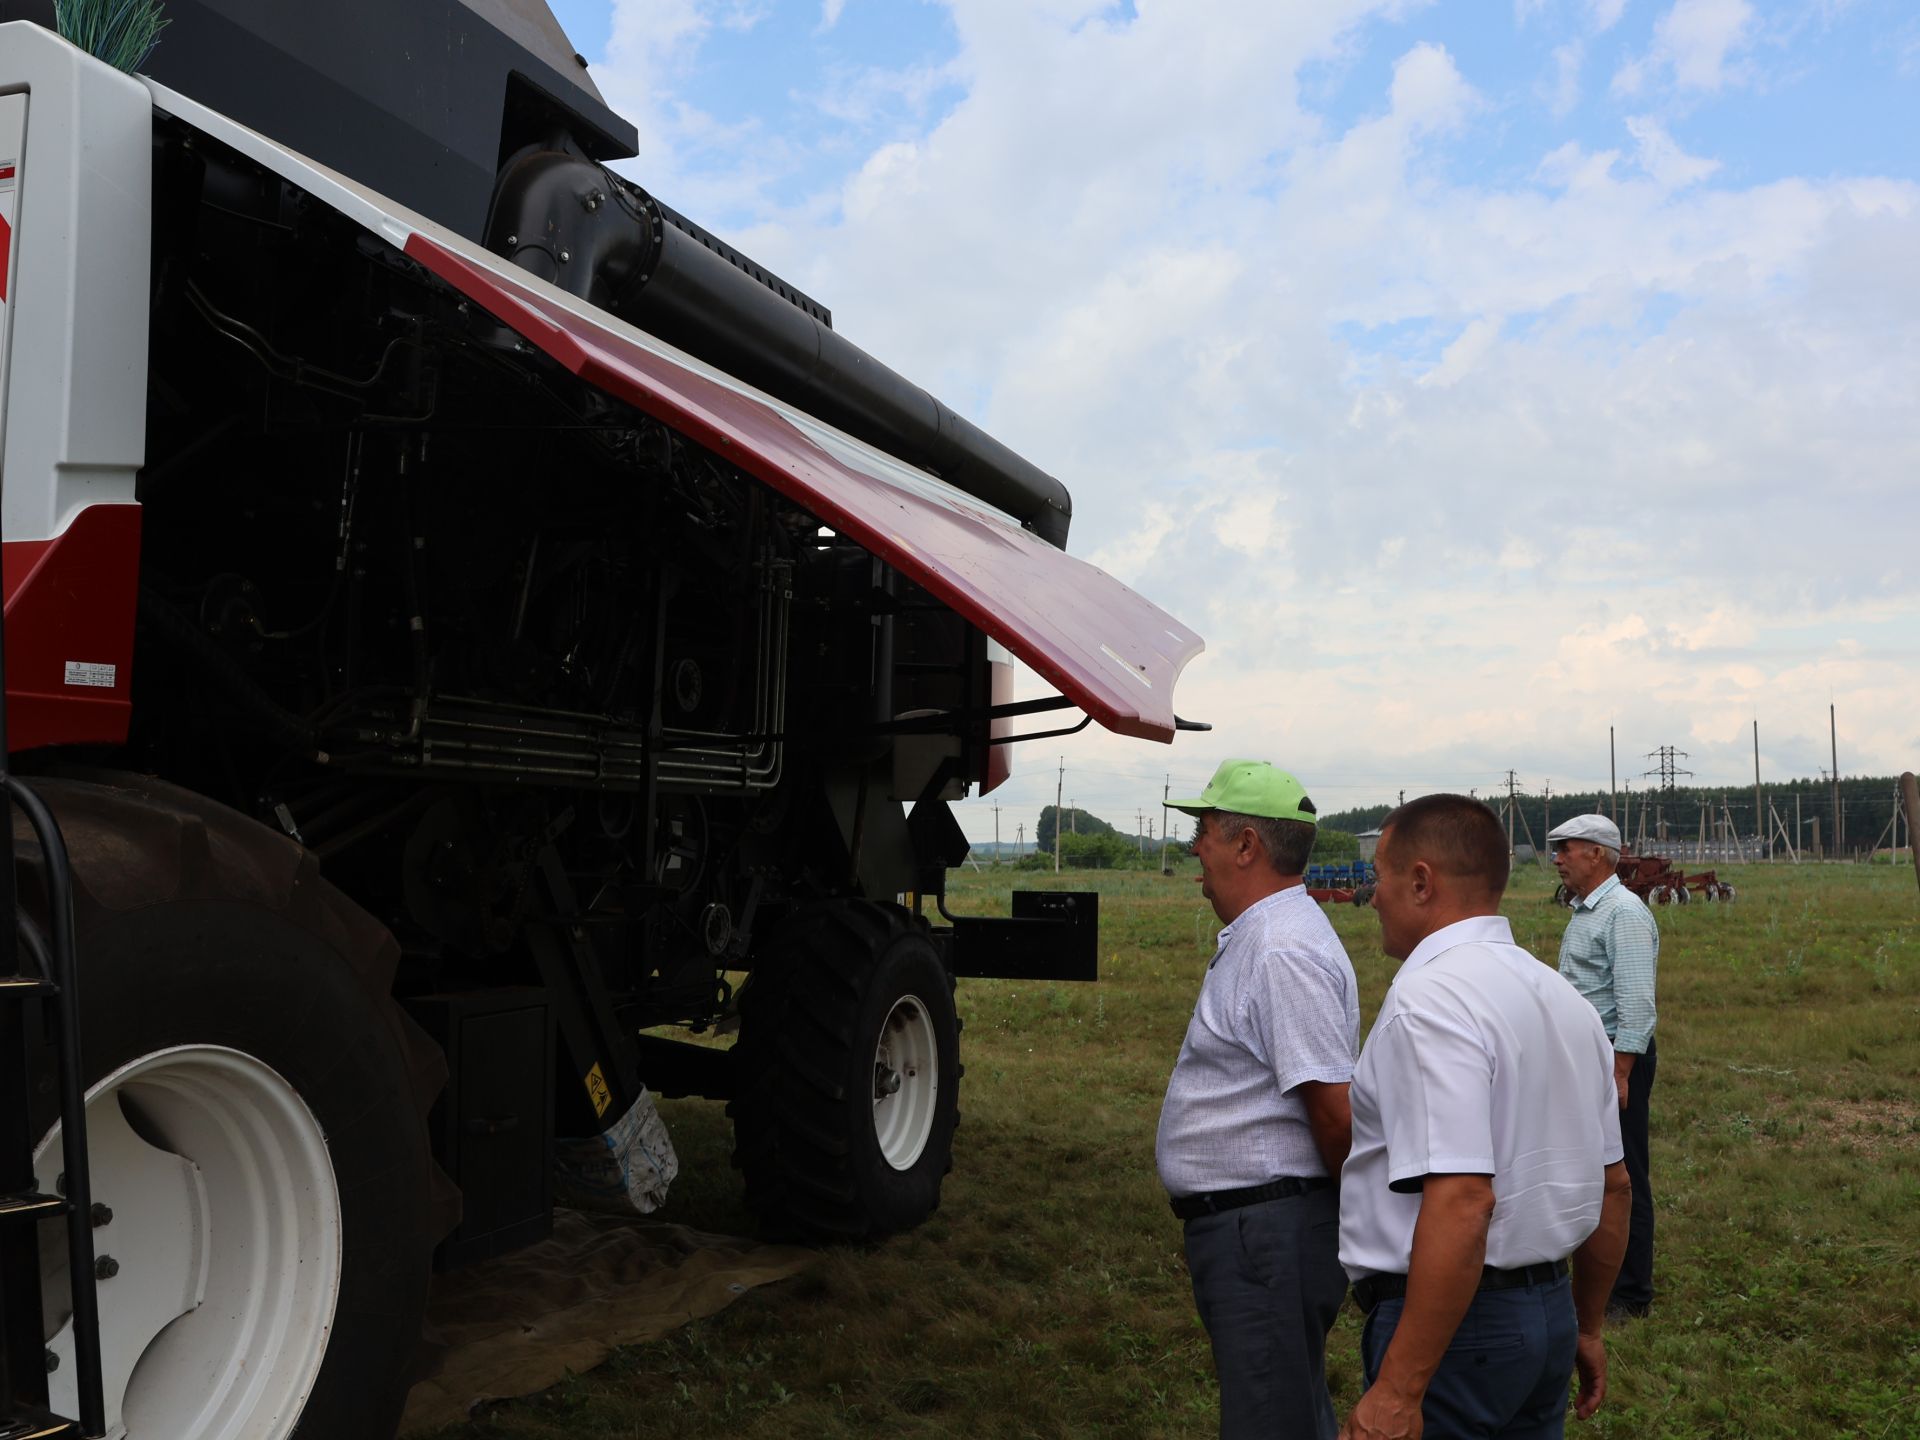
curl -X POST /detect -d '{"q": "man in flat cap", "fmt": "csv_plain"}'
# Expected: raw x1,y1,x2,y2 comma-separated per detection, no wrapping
1158,760,1360,1439
1548,812,1659,1319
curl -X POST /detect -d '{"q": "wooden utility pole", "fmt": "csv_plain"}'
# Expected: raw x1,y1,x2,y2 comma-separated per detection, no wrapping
1543,780,1552,845
1768,800,1799,863
1622,781,1632,853
1159,774,1172,874
1610,726,1617,824
992,805,1001,866
1054,757,1064,874
1753,720,1764,861
1515,801,1543,868
1505,770,1518,862
1796,790,1804,861
1831,704,1841,857
1901,772,1920,893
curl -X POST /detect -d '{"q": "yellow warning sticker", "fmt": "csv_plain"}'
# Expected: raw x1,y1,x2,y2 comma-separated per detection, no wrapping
585,1063,612,1118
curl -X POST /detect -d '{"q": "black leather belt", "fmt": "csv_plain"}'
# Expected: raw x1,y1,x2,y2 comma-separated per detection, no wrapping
1169,1175,1331,1220
1351,1258,1568,1315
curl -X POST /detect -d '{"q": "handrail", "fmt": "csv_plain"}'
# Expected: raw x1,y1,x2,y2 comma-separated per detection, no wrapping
4,777,105,1436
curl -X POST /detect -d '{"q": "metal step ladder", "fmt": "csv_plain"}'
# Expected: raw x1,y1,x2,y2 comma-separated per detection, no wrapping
0,771,105,1436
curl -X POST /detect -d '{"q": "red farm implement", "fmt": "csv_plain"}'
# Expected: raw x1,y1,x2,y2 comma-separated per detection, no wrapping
1555,854,1735,907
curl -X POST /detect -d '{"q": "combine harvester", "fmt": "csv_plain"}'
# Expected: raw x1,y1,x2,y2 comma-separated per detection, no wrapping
0,2,1203,1435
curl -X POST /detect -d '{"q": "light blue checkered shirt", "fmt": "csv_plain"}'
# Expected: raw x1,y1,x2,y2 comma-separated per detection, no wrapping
1558,874,1658,1054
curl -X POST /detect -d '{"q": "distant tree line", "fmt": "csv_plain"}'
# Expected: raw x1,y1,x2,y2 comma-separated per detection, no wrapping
1318,774,1912,855
1022,804,1362,870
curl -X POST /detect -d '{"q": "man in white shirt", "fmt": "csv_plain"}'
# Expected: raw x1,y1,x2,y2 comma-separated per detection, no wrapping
1339,795,1631,1440
1158,760,1361,1440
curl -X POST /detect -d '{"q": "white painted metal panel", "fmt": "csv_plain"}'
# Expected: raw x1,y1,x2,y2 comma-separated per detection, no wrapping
0,91,23,465
0,22,152,544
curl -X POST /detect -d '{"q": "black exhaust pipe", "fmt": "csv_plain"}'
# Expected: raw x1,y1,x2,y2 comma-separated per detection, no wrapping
487,148,1074,550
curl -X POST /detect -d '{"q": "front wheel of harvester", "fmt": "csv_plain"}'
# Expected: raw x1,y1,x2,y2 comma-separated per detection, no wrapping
23,782,446,1440
728,901,960,1241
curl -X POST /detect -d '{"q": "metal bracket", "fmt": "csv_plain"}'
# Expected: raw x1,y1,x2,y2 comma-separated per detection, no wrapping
944,890,1099,982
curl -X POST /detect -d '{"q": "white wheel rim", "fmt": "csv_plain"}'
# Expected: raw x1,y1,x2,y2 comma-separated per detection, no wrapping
36,1045,342,1440
871,996,939,1171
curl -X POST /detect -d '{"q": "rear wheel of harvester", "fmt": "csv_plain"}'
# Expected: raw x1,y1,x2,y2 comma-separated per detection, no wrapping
20,776,451,1440
728,900,960,1241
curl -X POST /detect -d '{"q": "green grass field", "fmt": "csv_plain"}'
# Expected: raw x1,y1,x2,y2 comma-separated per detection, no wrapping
427,860,1920,1439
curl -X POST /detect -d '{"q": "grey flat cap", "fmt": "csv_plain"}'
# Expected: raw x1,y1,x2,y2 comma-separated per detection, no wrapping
1547,813,1622,849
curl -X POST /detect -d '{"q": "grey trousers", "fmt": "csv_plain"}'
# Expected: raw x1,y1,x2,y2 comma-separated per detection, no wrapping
1184,1185,1347,1440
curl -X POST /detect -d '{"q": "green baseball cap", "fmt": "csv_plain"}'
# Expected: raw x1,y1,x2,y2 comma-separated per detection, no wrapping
1169,759,1318,824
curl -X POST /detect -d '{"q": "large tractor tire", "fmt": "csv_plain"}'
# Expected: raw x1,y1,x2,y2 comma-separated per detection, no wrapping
728,900,960,1241
18,775,453,1440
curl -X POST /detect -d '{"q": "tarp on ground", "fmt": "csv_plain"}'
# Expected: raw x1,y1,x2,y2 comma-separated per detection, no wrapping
400,1211,813,1433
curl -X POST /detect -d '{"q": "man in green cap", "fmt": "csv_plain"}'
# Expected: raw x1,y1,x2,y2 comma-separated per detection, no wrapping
1157,760,1361,1439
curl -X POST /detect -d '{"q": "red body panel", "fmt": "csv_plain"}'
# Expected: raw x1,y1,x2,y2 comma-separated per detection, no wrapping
3,503,142,752
403,236,1202,742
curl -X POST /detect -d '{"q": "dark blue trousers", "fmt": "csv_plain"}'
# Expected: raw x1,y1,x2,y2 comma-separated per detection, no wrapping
1361,1272,1577,1439
1613,1038,1656,1311
1184,1185,1347,1439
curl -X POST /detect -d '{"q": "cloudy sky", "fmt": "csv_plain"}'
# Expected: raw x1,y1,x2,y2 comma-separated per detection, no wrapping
549,0,1918,842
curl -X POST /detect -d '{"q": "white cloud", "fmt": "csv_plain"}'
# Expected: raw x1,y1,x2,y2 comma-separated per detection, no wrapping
1419,315,1503,388
1614,0,1756,96
1546,40,1584,116
1388,42,1479,134
580,1,1920,832
1625,115,1720,187
1536,140,1620,189
820,0,847,29
1586,0,1629,31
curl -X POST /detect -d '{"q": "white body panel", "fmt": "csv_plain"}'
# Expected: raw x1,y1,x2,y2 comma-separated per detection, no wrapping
0,92,22,421
0,22,152,545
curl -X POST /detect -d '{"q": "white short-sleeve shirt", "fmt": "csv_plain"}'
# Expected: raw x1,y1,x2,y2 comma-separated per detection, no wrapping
1155,886,1360,1196
1339,915,1623,1280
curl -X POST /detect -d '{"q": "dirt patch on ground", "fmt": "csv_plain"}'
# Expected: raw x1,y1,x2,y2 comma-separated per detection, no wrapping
1810,1099,1920,1158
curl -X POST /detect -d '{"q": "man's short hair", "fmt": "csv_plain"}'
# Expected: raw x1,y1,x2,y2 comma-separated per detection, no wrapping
1378,793,1510,899
1212,809,1317,877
